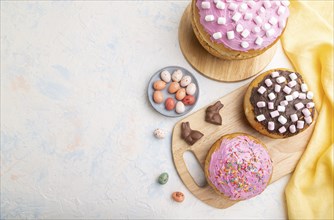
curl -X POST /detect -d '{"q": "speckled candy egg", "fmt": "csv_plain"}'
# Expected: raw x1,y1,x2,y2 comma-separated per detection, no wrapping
186,83,197,95
158,172,169,185
172,192,184,203
153,80,166,90
160,70,171,83
175,88,186,101
153,91,163,104
172,69,183,82
180,75,192,87
153,128,165,139
175,101,185,114
168,82,180,94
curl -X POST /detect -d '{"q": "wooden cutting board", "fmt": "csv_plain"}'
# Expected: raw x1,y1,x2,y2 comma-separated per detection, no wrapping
171,85,316,209
178,4,277,82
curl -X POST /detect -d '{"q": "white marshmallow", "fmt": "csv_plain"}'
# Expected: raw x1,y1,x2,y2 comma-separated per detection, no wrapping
282,1,291,6
241,41,249,49
297,120,304,129
278,6,286,15
292,91,300,99
269,17,278,25
247,0,255,8
205,15,215,22
263,1,271,9
257,101,266,108
302,108,311,117
271,71,280,78
278,115,287,125
290,114,298,122
306,102,315,108
228,3,238,11
268,92,276,100
275,84,281,92
218,17,226,25
253,26,261,33
257,86,266,94
266,29,275,37
289,73,298,80
254,16,263,25
301,83,308,92
270,110,279,118
216,1,225,9
295,102,305,110
288,80,297,87
289,125,296,133
305,116,313,124
279,20,286,28
244,13,253,20
241,29,250,38
307,91,314,99
256,114,266,122
268,102,274,110
279,126,287,133
283,86,292,94
299,93,306,99
201,2,210,9
236,24,244,32
227,31,235,40
265,79,273,87
280,100,288,106
239,3,247,12
276,76,286,83
213,32,222,39
232,12,242,22
262,23,271,31
258,7,265,15
255,37,263,46
285,95,293,101
268,121,275,131
277,105,286,112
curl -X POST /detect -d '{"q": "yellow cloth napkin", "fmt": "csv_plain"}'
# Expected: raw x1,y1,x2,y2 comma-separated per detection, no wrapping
281,1,334,219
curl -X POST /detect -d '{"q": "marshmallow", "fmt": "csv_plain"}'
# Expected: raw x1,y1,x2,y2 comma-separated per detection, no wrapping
305,116,313,124
301,83,308,92
256,114,266,122
216,1,225,9
258,7,265,15
265,79,273,87
239,3,247,12
278,6,286,15
232,12,242,22
268,102,274,110
295,102,305,110
290,113,298,122
241,41,249,49
268,92,276,100
285,95,293,101
244,13,253,20
279,20,286,28
271,71,280,78
263,1,271,9
213,32,222,40
270,110,279,118
205,15,215,22
283,86,292,94
266,29,275,37
306,102,315,108
236,24,244,32
228,3,238,10
292,91,299,99
269,17,278,25
257,86,266,94
277,105,286,112
288,80,297,87
275,84,281,92
247,0,255,8
227,31,235,40
257,101,266,108
299,93,306,99
255,37,263,46
289,125,296,133
279,126,287,133
289,73,298,80
241,29,250,38
280,100,288,106
307,91,314,99
262,23,271,31
297,120,304,129
278,115,287,125
268,121,275,131
253,26,261,33
254,16,263,25
302,108,311,117
217,17,226,25
282,0,291,6
201,2,210,9
276,76,286,83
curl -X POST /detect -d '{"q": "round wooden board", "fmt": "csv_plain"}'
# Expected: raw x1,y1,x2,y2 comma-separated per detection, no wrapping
178,4,278,82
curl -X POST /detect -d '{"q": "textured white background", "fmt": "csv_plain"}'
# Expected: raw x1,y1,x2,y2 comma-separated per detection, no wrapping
1,1,294,219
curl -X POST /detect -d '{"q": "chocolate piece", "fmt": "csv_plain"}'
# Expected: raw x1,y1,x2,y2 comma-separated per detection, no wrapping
205,101,224,125
250,70,315,137
181,122,203,145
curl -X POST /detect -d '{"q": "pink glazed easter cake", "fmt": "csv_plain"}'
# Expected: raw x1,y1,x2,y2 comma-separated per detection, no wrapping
191,0,290,60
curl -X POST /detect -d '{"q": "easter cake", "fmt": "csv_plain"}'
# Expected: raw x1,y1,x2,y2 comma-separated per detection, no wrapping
191,0,290,60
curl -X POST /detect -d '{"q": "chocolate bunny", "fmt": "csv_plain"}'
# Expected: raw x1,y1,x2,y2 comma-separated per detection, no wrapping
205,101,224,125
181,122,204,145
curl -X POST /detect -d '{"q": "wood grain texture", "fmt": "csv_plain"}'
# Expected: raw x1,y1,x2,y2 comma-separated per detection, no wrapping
178,5,277,82
171,85,316,209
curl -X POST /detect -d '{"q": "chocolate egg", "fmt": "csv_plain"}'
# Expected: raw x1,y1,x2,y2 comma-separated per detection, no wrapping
158,172,169,185
168,82,180,94
153,80,166,91
160,70,171,83
172,69,183,82
180,75,192,87
153,91,163,104
176,101,185,114
165,98,175,111
172,192,184,203
175,88,186,100
186,83,196,95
